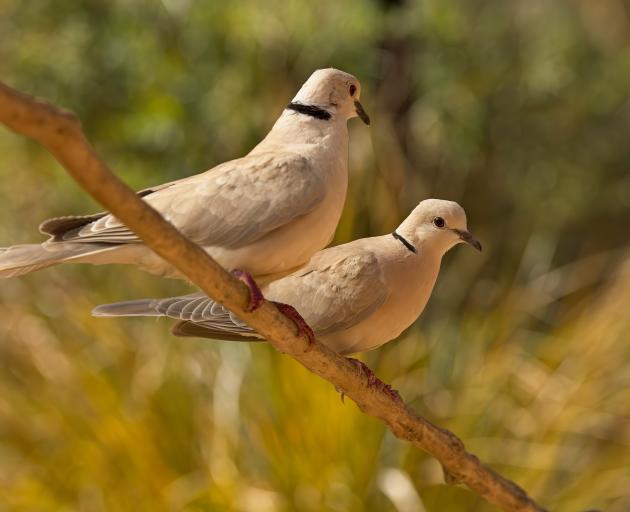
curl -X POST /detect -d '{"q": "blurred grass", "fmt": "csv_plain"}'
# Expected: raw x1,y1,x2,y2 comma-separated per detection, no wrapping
1,0,630,510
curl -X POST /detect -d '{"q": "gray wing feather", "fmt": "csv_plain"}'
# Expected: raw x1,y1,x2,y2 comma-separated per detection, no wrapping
93,292,259,339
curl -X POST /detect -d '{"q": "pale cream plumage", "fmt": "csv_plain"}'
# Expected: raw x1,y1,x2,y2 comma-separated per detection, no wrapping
93,200,481,355
0,68,368,281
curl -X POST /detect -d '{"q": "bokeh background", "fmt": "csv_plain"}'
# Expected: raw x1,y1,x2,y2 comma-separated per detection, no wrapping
1,0,630,510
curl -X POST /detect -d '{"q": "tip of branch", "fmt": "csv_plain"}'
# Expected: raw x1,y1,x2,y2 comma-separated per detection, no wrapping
33,96,81,129
0,81,82,137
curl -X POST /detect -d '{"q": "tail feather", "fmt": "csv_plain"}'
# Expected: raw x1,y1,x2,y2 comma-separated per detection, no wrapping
93,297,265,343
0,243,112,278
92,299,161,317
0,244,74,277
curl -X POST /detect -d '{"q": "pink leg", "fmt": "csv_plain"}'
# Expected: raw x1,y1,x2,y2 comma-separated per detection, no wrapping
231,269,264,312
273,302,316,344
346,358,402,403
230,270,315,343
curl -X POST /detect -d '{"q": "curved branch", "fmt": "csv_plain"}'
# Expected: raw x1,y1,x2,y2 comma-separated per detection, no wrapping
0,81,546,512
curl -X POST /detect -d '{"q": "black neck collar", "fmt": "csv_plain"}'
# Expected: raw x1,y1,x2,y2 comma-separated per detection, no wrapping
392,231,417,254
286,102,332,121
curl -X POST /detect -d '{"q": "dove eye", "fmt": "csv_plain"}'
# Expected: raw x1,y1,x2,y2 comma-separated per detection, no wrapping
433,217,446,228
349,84,356,96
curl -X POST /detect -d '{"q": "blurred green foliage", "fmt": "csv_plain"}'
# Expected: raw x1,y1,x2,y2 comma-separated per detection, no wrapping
1,0,630,510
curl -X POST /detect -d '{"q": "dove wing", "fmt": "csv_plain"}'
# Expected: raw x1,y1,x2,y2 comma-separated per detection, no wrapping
179,244,389,339
52,151,325,248
264,245,389,335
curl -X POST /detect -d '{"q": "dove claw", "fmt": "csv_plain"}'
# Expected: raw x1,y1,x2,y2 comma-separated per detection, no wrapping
347,358,402,402
335,386,346,403
272,302,315,344
231,269,265,312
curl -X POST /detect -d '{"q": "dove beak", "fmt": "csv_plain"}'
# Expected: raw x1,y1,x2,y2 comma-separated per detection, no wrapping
454,229,482,252
354,100,370,125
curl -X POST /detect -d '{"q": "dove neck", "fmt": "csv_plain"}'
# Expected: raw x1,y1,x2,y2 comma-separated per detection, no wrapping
392,232,417,254
286,102,331,120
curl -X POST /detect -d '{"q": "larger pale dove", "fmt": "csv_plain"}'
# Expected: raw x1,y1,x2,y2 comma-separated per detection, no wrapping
0,68,369,281
93,200,481,355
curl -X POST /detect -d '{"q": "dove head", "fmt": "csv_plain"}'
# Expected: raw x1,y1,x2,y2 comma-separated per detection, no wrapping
291,68,370,125
397,199,482,255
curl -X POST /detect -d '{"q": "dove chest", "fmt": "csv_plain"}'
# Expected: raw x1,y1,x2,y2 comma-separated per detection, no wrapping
328,253,440,354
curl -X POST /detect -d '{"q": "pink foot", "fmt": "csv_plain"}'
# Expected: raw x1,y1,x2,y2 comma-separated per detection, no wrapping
347,358,402,402
231,269,264,312
273,302,316,344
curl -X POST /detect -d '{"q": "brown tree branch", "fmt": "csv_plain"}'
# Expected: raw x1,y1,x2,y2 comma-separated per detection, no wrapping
0,81,546,512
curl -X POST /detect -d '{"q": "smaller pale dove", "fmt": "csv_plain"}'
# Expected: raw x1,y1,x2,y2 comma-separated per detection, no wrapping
93,199,481,355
